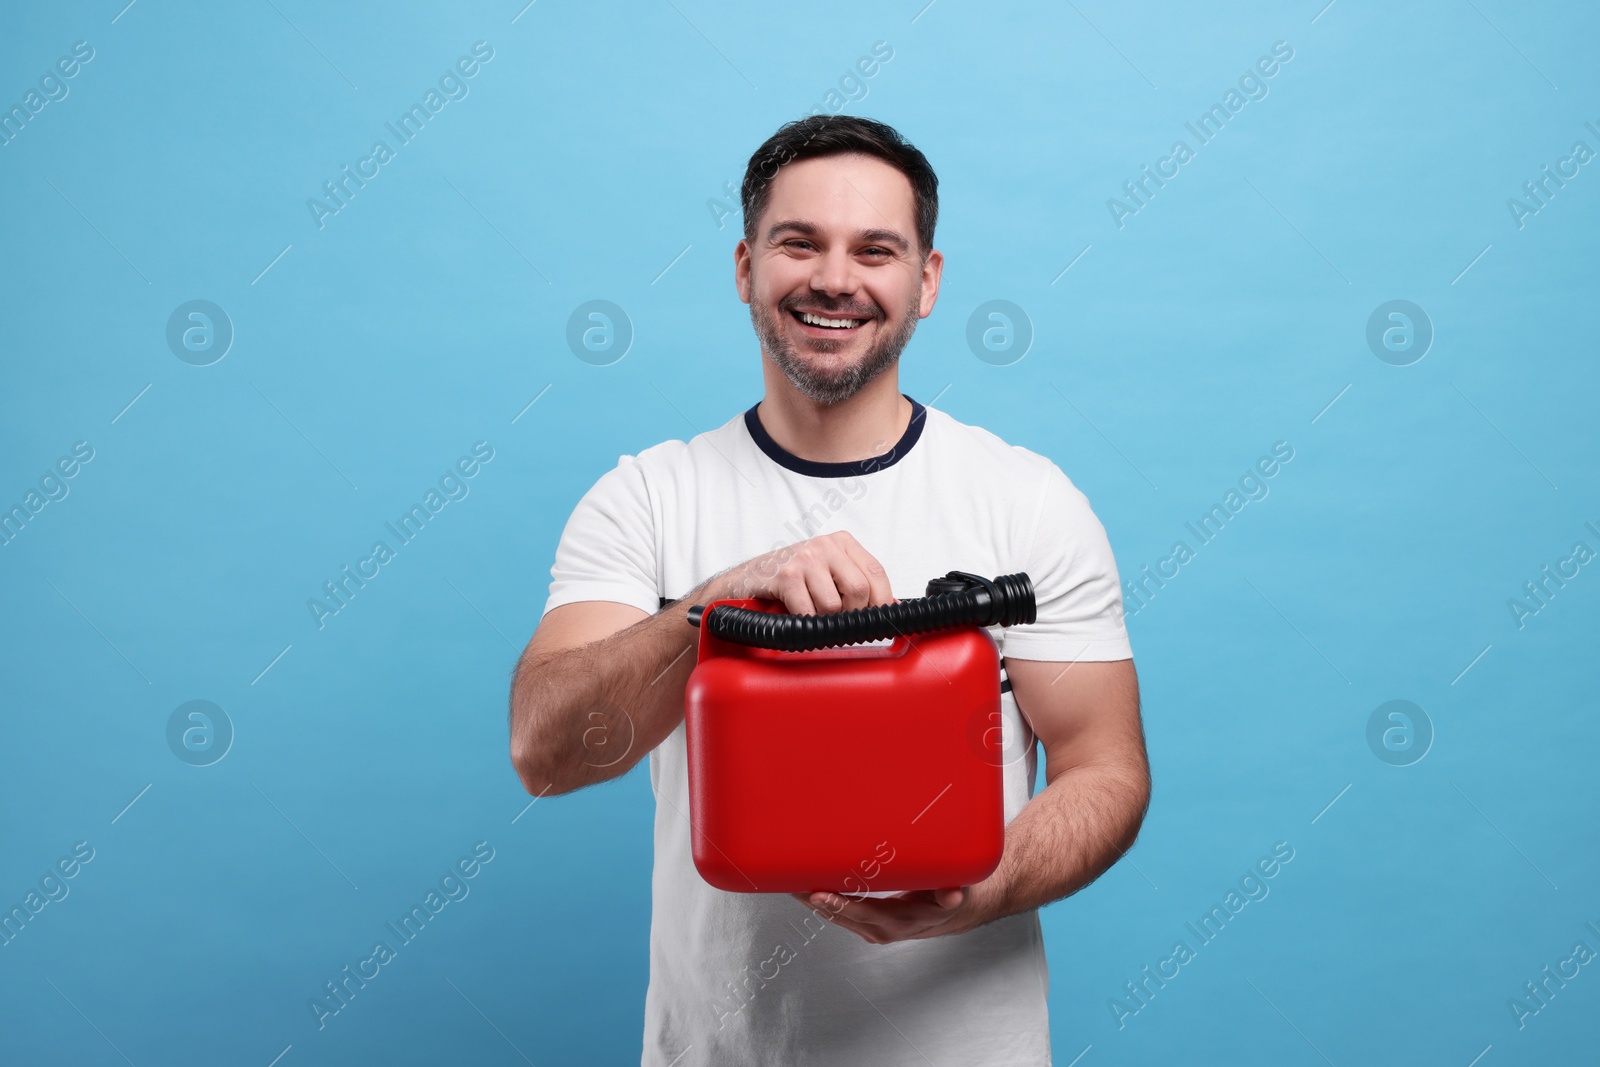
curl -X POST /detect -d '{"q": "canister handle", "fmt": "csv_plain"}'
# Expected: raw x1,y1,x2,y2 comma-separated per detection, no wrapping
686,571,1034,653
689,596,922,664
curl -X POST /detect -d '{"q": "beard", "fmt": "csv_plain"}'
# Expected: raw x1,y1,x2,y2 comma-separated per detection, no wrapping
750,284,922,406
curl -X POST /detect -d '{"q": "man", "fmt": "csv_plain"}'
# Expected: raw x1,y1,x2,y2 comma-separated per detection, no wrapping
509,114,1148,1065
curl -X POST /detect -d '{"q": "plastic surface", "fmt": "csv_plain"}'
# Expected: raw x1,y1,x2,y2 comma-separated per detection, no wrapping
684,596,1006,894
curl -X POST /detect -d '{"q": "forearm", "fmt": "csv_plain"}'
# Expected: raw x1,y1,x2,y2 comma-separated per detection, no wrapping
509,583,714,796
973,758,1150,923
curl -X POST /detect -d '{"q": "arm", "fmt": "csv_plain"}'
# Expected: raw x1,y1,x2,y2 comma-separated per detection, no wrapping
510,532,898,797
981,656,1149,913
508,588,700,798
800,656,1149,942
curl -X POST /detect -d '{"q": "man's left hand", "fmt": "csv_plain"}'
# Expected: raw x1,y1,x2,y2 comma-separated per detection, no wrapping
788,885,994,944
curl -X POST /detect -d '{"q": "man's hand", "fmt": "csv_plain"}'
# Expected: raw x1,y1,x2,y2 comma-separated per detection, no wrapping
788,884,996,945
709,530,896,614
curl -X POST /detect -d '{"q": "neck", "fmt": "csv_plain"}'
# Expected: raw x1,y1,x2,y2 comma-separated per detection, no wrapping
754,365,910,464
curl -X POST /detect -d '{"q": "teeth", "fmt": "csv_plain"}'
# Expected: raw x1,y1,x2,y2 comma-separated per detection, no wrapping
799,311,864,329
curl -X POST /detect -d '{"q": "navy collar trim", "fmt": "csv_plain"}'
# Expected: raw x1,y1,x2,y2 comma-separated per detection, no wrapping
743,394,926,479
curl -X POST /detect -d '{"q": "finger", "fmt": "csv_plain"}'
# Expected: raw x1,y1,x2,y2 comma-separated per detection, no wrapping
801,889,886,914
832,533,895,608
795,892,889,942
807,902,895,944
803,559,851,615
775,567,819,616
830,915,893,944
826,562,873,613
811,891,951,928
807,891,889,926
810,898,957,945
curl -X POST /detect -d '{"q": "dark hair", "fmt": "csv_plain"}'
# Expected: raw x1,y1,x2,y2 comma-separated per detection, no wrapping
741,115,939,259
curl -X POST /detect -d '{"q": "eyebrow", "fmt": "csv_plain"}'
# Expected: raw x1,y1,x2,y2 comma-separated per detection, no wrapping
765,219,911,254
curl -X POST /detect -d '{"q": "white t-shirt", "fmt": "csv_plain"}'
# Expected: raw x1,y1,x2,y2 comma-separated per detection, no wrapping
541,394,1133,1066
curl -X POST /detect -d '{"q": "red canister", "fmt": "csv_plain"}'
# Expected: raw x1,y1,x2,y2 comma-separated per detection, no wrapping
684,596,1007,895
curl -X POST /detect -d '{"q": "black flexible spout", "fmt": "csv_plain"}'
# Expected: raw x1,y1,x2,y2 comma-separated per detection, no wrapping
686,571,1035,652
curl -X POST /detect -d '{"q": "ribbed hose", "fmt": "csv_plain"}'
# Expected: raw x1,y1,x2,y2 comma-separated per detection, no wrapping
688,571,1035,652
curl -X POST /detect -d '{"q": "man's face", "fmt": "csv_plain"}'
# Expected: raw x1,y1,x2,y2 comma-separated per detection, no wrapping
736,153,943,405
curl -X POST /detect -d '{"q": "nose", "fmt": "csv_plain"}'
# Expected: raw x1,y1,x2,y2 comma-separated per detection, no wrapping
808,244,859,302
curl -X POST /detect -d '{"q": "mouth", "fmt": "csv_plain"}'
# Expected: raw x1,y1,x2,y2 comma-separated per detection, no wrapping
788,307,873,337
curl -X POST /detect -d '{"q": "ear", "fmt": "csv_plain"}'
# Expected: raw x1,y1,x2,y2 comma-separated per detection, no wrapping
734,239,753,304
917,249,944,319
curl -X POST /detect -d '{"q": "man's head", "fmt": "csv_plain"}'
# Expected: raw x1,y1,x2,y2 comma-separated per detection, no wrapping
735,116,943,406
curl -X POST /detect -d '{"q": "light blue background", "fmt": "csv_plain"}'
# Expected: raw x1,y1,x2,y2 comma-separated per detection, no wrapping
2,1,1596,1064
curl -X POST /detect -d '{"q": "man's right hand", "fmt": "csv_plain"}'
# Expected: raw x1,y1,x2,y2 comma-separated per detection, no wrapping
703,531,897,617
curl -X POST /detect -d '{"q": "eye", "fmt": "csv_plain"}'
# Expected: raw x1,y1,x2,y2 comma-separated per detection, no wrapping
784,239,815,251
861,247,890,258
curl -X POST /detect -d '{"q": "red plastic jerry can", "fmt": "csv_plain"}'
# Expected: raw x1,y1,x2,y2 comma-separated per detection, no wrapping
683,578,1024,895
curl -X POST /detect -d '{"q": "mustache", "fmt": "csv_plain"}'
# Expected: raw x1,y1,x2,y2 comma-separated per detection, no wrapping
782,298,879,319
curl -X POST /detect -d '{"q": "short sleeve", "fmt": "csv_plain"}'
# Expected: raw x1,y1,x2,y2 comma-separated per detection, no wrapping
1001,461,1133,663
541,454,660,619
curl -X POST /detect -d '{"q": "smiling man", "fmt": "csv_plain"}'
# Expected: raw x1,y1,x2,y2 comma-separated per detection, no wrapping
509,115,1149,1066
